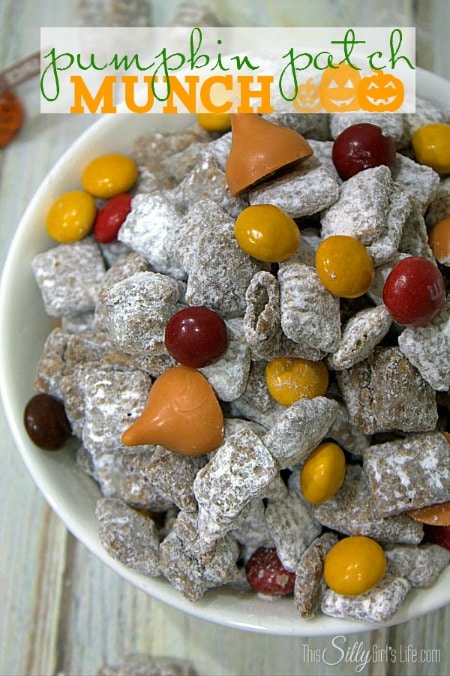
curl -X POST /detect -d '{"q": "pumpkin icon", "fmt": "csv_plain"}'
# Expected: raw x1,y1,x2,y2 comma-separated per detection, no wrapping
358,70,404,112
319,63,362,113
293,77,322,113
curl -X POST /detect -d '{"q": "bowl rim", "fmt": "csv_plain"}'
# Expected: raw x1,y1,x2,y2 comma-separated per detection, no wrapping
1,67,450,636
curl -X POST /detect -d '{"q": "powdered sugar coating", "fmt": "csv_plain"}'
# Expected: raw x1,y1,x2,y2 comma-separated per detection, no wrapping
321,573,411,623
399,197,435,260
425,177,450,228
119,450,175,512
249,165,339,218
363,432,450,517
385,544,450,588
96,497,160,576
199,318,251,401
294,532,338,619
398,297,450,391
330,113,406,148
244,271,282,360
102,271,182,356
392,154,440,211
229,361,285,429
159,512,239,601
278,261,341,353
365,184,410,266
337,347,438,435
172,152,247,219
118,193,187,279
193,427,277,547
263,396,339,469
31,237,106,318
179,199,265,318
321,166,392,245
94,252,150,331
327,305,392,370
265,487,321,571
82,367,152,496
312,464,424,545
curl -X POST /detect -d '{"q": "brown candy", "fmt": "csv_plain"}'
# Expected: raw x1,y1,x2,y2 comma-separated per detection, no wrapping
225,113,313,196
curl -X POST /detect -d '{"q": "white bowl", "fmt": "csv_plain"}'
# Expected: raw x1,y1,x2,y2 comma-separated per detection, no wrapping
1,69,449,636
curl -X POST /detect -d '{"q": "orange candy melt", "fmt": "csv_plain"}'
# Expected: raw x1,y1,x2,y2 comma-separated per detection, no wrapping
122,365,224,456
407,501,450,527
225,113,313,196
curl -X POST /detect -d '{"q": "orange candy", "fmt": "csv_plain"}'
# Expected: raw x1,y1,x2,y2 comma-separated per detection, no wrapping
0,89,24,147
429,217,450,266
122,365,224,456
265,357,329,407
407,501,450,527
225,113,313,196
315,235,375,298
197,112,231,132
411,123,450,174
324,536,387,596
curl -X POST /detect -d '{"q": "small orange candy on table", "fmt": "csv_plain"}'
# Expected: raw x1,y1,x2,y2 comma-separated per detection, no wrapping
315,235,375,298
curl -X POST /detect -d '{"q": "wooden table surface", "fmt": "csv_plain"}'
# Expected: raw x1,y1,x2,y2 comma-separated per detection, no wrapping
0,2,449,675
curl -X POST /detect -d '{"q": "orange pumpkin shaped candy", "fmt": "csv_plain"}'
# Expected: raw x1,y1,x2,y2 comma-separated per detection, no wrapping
0,89,24,147
225,113,314,196
122,365,224,456
358,70,404,112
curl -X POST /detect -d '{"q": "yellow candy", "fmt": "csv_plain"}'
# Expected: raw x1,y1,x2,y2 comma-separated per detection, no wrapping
300,442,346,504
46,190,96,243
324,536,387,596
265,357,329,407
197,113,231,132
234,204,300,263
315,235,375,298
412,123,450,174
82,153,138,199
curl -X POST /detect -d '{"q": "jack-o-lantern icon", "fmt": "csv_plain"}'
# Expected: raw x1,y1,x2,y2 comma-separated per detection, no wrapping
319,63,362,112
358,70,405,112
293,77,322,113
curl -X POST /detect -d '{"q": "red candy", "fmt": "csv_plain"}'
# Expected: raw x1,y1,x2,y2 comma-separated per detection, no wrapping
93,193,132,243
332,123,396,180
164,306,228,369
245,547,296,596
382,256,446,327
424,524,450,552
